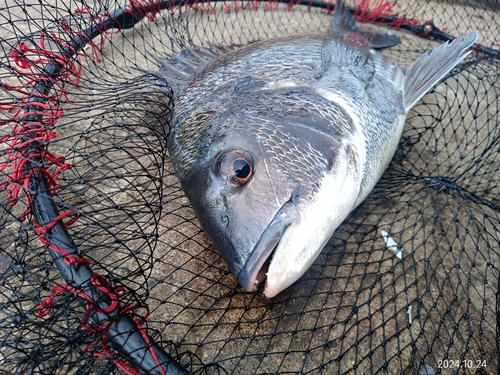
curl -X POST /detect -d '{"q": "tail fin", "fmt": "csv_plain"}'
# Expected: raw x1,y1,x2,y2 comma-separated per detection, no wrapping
404,32,478,113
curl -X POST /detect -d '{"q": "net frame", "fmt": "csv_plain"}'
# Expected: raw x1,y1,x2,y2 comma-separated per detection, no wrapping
0,0,499,373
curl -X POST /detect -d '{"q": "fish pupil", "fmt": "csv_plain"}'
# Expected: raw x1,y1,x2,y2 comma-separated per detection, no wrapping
233,159,250,179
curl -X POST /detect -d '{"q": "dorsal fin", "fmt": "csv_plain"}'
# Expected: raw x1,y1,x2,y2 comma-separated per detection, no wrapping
149,44,238,97
332,0,360,34
331,0,400,49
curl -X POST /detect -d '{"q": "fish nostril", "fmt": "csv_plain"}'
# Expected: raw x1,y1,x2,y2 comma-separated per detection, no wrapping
221,215,229,228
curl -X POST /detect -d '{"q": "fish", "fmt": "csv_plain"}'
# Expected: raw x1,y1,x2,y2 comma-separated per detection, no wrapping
152,0,478,298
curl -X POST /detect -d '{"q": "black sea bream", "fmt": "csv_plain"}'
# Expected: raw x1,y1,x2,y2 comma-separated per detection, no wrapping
154,0,478,297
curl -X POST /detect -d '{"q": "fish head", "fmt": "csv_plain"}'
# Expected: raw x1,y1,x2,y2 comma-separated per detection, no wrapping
172,107,363,298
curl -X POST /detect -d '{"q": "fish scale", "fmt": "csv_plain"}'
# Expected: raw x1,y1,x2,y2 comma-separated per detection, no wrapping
240,120,328,185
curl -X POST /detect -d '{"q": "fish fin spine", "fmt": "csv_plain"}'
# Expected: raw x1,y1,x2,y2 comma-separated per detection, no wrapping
331,0,400,49
151,44,239,96
332,0,360,34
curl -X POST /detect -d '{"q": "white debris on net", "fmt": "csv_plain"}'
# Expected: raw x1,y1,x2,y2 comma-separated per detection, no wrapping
381,230,404,260
407,305,413,325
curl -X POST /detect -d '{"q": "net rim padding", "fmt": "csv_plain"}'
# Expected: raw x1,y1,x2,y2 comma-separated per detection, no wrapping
1,0,498,374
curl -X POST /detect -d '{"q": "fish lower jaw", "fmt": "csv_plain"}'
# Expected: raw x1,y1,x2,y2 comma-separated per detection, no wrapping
248,242,280,293
263,269,292,298
261,239,297,298
262,243,321,298
239,235,280,293
250,236,297,297
254,250,273,288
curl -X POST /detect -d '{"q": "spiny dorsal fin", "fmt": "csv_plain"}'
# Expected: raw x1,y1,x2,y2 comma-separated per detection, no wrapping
331,0,400,49
149,44,239,97
332,0,360,34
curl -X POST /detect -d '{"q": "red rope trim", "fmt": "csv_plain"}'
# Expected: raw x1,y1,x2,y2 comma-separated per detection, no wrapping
128,0,164,20
320,0,335,15
0,4,123,207
93,343,143,375
80,304,164,375
287,0,301,11
37,274,120,319
136,319,167,375
37,254,166,372
1,34,78,208
224,0,260,13
0,4,172,373
353,0,432,30
261,0,276,11
222,0,312,13
74,6,92,15
32,213,88,268
182,0,216,14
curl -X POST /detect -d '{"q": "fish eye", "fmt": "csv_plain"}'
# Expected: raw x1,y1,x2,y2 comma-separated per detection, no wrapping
217,150,253,186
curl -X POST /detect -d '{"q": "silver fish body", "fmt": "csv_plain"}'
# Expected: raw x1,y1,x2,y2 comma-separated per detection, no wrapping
156,1,478,297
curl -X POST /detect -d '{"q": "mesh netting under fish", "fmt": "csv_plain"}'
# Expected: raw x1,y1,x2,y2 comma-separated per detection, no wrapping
0,0,499,374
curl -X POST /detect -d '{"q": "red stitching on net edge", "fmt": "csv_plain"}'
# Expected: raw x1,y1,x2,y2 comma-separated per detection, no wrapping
37,275,119,319
353,0,421,28
36,252,160,374
91,343,143,375
1,3,140,209
222,0,312,13
30,214,175,374
137,318,168,375
80,304,157,375
128,0,165,20
32,212,88,268
1,33,79,212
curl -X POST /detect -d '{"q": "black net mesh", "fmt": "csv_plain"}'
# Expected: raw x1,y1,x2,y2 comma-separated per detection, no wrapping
0,0,499,373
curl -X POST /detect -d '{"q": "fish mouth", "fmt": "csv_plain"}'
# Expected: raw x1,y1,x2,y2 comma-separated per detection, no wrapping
238,202,298,293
